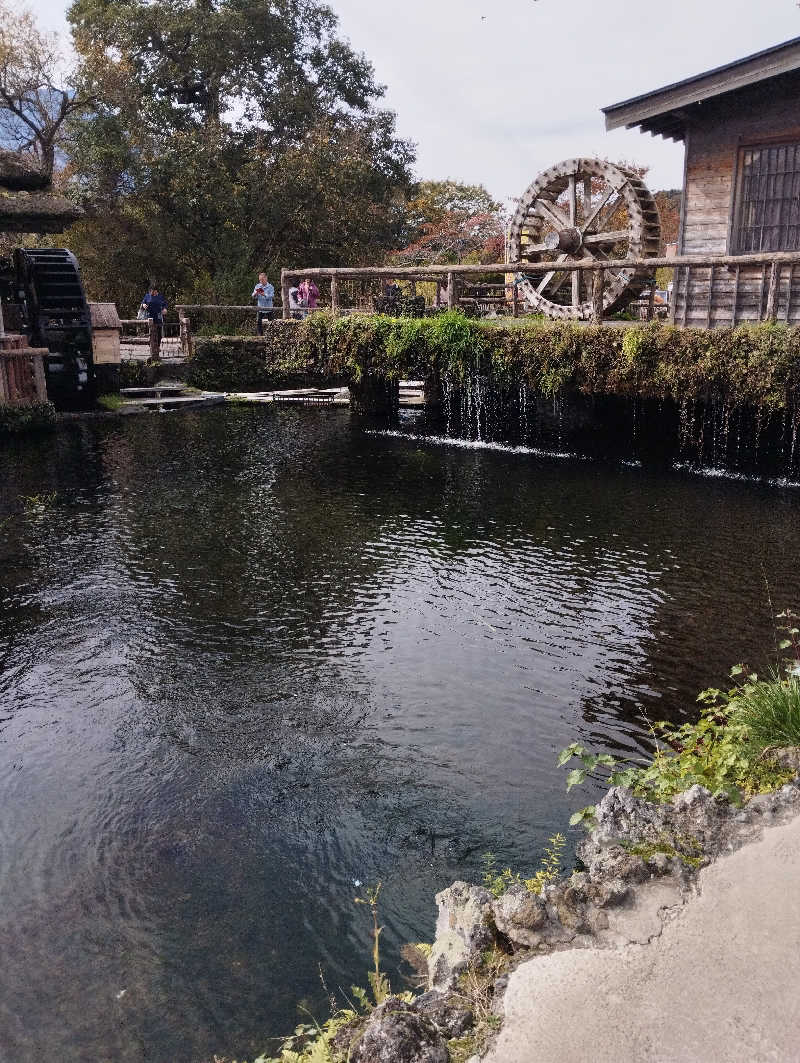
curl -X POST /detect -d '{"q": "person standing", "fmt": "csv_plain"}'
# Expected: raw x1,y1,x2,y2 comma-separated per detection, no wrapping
304,278,319,312
288,282,303,320
252,272,275,335
140,285,168,355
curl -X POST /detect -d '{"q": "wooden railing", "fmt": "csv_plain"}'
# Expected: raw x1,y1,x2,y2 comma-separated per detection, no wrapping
282,251,800,327
0,337,48,406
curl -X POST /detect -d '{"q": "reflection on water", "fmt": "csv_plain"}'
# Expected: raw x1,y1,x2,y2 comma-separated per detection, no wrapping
0,406,798,1062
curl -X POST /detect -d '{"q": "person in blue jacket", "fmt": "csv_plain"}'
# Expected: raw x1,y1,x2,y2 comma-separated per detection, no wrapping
252,272,275,334
140,286,168,348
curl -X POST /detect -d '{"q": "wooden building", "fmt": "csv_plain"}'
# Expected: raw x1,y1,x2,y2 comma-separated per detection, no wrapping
89,302,122,392
604,37,800,326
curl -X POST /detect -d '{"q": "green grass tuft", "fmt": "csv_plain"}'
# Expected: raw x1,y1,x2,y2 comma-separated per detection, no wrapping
734,673,800,752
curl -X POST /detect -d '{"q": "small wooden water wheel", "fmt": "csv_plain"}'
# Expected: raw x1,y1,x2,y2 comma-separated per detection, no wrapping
507,158,661,319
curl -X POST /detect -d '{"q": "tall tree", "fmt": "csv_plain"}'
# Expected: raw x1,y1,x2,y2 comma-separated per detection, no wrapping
0,1,90,172
61,0,415,307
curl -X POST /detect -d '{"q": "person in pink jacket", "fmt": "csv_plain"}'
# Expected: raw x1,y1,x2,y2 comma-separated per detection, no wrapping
299,279,319,312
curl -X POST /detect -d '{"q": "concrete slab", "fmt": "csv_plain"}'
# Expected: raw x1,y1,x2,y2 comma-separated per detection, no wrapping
486,814,800,1063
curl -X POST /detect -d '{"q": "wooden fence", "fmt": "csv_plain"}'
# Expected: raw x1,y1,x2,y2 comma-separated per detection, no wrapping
282,251,800,326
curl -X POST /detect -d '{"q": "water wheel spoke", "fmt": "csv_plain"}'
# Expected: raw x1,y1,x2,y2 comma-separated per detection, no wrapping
581,186,622,234
536,253,569,295
521,242,551,255
568,174,577,226
582,177,592,226
549,270,573,297
584,230,630,246
534,199,572,232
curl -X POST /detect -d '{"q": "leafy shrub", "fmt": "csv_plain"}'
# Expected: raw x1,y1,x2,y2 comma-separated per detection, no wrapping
0,402,57,435
482,833,566,898
560,618,800,818
120,360,161,388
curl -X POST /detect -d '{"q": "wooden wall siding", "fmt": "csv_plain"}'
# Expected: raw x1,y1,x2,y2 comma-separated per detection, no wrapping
674,262,800,326
676,73,800,323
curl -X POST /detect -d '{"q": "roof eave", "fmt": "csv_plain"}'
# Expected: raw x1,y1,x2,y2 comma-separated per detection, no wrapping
603,36,800,135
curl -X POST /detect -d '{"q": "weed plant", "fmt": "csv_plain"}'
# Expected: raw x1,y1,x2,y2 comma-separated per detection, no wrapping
482,834,566,898
561,611,800,822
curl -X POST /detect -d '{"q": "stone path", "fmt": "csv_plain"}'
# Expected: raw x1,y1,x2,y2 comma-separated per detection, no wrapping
486,813,800,1063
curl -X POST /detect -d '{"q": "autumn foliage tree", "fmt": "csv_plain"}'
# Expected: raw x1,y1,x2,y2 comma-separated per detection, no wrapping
389,179,506,265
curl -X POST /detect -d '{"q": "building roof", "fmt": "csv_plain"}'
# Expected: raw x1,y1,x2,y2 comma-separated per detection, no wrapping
0,191,83,233
89,302,122,329
0,150,49,191
603,37,800,141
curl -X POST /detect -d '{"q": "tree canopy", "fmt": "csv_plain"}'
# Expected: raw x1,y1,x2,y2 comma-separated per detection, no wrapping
57,0,415,308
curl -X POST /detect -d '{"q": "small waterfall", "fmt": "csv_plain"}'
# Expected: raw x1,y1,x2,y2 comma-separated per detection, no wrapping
421,368,797,480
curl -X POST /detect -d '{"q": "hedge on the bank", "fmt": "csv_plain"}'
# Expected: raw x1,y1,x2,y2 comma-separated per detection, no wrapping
0,402,57,436
187,324,339,391
188,312,800,410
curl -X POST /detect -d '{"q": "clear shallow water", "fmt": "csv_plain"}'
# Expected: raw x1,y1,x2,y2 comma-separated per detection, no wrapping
1,405,799,1062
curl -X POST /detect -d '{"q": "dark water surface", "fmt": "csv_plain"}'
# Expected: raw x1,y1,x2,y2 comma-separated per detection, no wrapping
1,406,798,1062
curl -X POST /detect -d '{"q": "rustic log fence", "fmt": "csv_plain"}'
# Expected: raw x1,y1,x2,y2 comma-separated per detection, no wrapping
282,251,800,327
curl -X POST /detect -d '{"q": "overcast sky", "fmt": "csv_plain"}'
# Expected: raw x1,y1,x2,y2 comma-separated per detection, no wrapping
36,0,800,203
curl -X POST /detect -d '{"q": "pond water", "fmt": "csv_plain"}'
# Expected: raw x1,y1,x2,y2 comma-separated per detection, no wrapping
1,406,799,1062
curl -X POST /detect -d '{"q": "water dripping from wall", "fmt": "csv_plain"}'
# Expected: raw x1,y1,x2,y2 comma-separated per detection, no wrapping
423,371,800,481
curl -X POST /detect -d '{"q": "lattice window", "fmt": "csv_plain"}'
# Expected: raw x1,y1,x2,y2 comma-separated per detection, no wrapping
732,142,800,253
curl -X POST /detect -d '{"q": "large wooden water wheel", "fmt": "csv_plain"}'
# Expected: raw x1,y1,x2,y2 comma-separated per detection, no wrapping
507,158,661,319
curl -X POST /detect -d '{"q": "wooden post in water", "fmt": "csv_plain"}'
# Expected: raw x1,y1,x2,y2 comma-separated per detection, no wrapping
592,269,605,324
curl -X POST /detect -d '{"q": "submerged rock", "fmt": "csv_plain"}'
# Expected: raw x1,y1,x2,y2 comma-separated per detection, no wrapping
350,997,448,1063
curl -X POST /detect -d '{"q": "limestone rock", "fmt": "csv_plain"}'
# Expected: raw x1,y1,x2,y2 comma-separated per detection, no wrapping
351,997,448,1063
428,881,494,989
767,746,800,773
415,990,474,1037
492,884,547,948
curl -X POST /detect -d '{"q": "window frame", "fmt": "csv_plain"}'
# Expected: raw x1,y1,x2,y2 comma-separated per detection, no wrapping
730,134,800,254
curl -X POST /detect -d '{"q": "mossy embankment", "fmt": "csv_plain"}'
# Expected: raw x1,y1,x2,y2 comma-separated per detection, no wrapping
0,402,57,436
188,312,800,412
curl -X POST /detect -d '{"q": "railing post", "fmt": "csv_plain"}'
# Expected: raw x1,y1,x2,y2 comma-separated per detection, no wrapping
592,268,605,324
330,275,339,317
32,352,47,402
447,271,456,310
149,318,160,361
178,309,193,358
512,282,519,318
766,260,780,322
281,271,291,320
